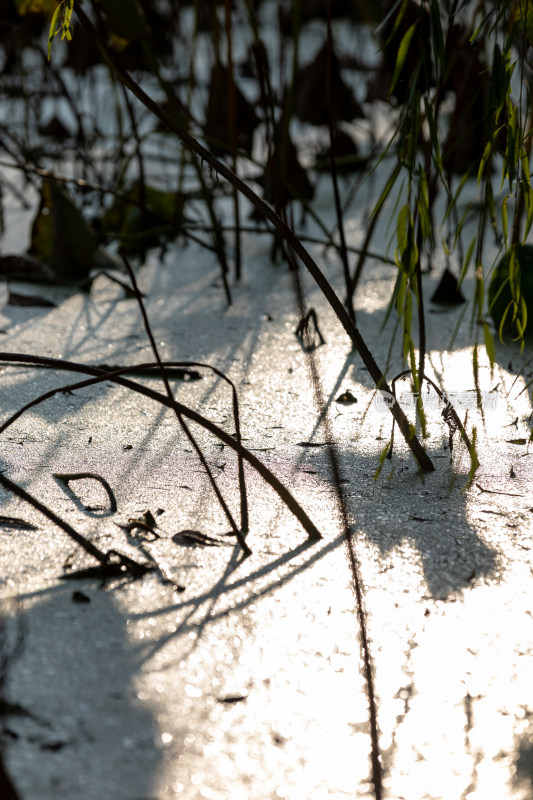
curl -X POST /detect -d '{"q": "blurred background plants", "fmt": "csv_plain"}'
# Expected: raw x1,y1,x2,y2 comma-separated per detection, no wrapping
1,0,533,373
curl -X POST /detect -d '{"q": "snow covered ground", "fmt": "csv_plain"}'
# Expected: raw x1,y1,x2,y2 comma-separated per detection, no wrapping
1,4,533,797
0,152,532,800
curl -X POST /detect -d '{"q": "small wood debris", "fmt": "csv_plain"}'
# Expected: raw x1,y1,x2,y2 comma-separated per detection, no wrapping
0,515,38,531
172,529,223,547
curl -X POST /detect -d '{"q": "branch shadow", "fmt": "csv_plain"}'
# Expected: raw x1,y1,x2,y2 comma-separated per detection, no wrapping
1,585,161,800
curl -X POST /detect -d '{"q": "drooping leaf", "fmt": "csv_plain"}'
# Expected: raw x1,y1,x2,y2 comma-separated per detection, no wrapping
256,131,314,211
335,390,358,405
430,269,466,306
39,114,72,139
292,42,363,126
204,62,259,156
469,9,496,44
30,179,114,282
60,0,73,42
313,127,365,173
98,181,186,255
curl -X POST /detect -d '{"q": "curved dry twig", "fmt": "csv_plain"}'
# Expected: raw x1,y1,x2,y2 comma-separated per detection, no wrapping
0,471,151,578
0,357,248,534
53,472,118,514
0,352,322,543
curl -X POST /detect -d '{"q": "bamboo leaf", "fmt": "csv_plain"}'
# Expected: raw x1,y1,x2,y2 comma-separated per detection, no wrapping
476,264,485,318
423,96,443,177
429,0,446,78
521,150,531,185
417,168,433,244
502,195,509,244
458,236,477,287
482,322,495,370
498,301,513,343
520,294,528,335
505,102,519,185
472,344,479,406
385,0,410,40
524,183,533,241
370,161,403,220
390,21,418,96
397,204,410,255
508,248,519,301
477,141,493,185
373,440,392,481
43,0,74,59
47,2,62,59
404,291,412,360
469,9,496,43
444,169,474,227
487,183,497,238
467,427,479,487
396,271,407,316
62,0,74,40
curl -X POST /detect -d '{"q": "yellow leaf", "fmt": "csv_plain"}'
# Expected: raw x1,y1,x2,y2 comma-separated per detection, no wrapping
15,0,58,18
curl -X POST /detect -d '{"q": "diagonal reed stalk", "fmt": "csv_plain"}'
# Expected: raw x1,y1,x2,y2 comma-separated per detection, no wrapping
325,0,355,326
117,247,250,555
74,2,434,473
